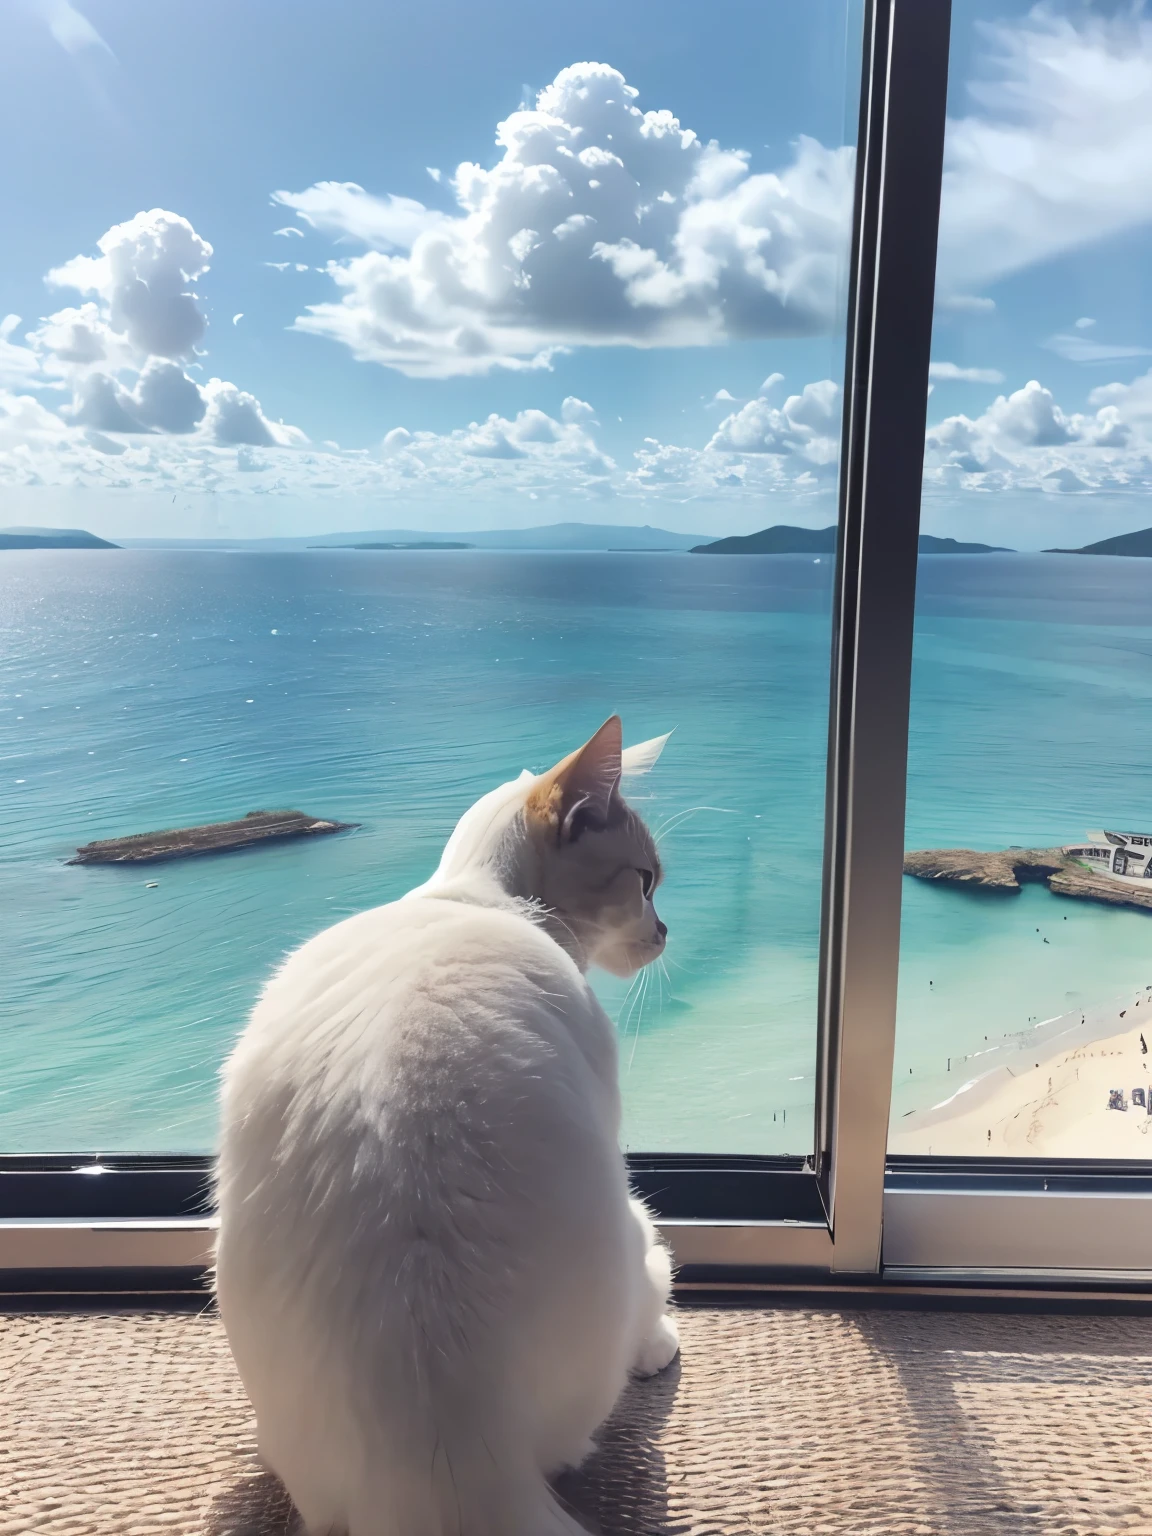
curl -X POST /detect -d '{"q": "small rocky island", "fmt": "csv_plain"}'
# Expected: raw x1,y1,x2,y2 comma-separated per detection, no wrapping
904,846,1152,912
69,809,357,865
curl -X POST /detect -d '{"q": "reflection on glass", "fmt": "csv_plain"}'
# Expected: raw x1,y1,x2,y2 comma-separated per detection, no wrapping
1,0,863,1155
892,1,1152,1157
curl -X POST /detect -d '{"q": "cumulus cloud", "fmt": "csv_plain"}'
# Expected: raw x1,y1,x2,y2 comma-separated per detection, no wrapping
705,380,840,466
48,210,213,360
7,207,307,469
924,371,1152,495
274,62,855,377
201,380,306,447
10,357,1152,514
130,359,208,433
0,316,44,388
65,372,142,432
271,12,1152,378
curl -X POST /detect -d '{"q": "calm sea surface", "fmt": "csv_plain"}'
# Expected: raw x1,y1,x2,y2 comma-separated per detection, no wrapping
2,549,1150,1153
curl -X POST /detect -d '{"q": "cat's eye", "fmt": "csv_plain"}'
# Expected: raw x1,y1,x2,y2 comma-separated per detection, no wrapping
638,868,654,898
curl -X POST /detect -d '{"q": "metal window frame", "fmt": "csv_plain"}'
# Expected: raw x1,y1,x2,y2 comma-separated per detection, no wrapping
44,0,1149,1294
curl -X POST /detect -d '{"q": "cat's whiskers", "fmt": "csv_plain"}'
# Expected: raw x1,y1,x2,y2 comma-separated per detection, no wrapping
653,804,737,847
626,964,652,1072
616,968,646,1054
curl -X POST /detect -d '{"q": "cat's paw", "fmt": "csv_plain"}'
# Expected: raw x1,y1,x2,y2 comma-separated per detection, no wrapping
632,1313,680,1377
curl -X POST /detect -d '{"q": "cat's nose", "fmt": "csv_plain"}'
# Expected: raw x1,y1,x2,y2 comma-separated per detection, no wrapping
655,919,668,940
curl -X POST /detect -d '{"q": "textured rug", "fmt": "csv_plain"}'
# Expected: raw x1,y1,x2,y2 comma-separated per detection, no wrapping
3,1304,1152,1535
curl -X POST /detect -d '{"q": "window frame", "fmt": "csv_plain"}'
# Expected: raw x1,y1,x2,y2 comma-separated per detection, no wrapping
11,0,1144,1295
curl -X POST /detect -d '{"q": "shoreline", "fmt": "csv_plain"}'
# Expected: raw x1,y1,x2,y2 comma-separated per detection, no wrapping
890,983,1152,1155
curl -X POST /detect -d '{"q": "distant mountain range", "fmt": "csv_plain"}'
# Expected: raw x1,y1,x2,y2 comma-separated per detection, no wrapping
120,522,708,552
0,526,118,550
18,519,1152,558
314,541,475,551
689,525,1013,555
1046,527,1152,557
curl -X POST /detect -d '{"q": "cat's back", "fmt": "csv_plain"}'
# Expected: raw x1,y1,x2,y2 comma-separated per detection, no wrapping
220,891,619,1219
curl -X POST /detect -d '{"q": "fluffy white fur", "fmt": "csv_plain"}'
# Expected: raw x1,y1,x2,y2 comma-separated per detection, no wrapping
216,717,679,1536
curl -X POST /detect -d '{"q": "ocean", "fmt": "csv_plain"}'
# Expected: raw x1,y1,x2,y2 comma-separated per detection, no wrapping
3,548,1151,1155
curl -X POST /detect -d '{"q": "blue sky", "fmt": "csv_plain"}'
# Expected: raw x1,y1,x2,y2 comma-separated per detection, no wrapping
2,0,1151,546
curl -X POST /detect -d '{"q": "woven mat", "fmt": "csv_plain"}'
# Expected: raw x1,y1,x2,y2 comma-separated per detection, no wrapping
3,1305,1152,1535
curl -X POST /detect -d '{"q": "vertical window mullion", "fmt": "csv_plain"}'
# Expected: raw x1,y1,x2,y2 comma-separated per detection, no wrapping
818,0,953,1272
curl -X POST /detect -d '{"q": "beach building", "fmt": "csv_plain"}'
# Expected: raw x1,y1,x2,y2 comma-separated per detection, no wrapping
1063,831,1152,883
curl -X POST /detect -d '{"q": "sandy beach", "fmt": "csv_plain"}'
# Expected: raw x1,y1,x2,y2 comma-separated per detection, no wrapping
890,987,1152,1157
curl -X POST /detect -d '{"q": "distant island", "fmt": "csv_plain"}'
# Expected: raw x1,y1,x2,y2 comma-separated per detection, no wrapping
310,541,474,551
689,525,1013,555
0,526,118,550
1046,526,1152,557
121,522,708,553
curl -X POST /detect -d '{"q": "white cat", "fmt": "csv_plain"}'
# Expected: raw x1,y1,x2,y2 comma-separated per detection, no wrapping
216,716,680,1536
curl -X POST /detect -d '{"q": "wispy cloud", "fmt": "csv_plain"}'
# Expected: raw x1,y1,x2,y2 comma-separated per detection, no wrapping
929,361,1005,385
1044,333,1152,364
38,0,113,57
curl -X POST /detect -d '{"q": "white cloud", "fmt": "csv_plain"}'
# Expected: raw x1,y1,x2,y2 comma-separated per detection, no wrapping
938,294,996,314
30,302,114,367
0,316,44,388
48,209,213,361
40,0,113,57
201,380,306,448
924,372,1152,495
1044,333,1152,364
232,313,244,326
7,209,307,468
929,361,1005,384
274,63,855,378
560,396,596,424
273,183,447,249
1075,317,1096,330
271,13,1152,379
66,372,142,432
131,359,208,433
273,226,305,239
61,360,207,435
937,8,1152,296
706,380,840,466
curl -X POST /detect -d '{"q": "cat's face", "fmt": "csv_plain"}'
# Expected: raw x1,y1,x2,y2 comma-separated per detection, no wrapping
523,717,668,978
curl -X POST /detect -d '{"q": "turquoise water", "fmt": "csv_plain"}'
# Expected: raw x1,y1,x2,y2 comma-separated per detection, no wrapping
2,549,1151,1154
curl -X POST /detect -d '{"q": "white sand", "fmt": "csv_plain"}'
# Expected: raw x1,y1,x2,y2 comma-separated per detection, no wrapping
890,993,1152,1157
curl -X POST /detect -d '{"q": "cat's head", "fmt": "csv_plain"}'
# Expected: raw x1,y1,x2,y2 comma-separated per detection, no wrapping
521,716,668,977
427,716,670,977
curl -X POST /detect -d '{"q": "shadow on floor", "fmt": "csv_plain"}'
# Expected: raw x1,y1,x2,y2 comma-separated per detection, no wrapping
205,1467,299,1536
555,1355,682,1534
203,1357,682,1536
852,1309,1152,1534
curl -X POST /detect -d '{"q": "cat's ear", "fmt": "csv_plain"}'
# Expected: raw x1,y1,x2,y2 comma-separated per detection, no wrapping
621,730,672,777
528,715,622,843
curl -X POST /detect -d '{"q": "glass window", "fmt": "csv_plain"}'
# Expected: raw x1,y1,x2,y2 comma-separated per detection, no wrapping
891,0,1152,1159
2,1,863,1159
